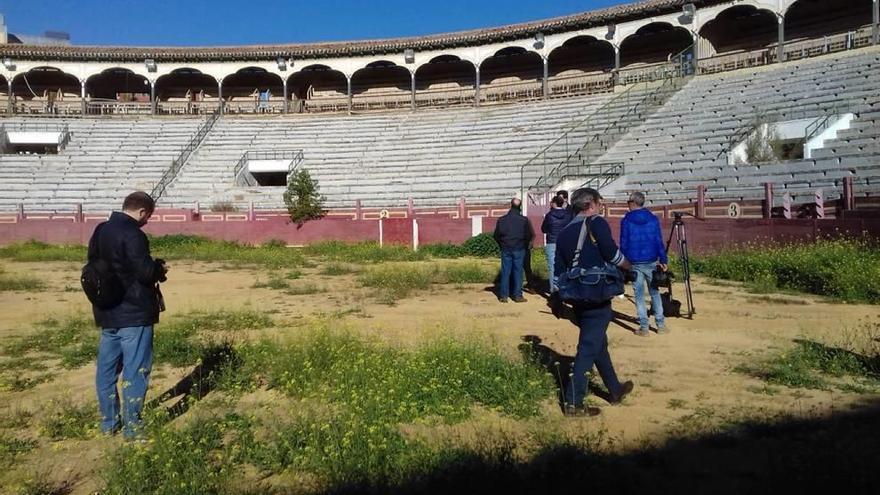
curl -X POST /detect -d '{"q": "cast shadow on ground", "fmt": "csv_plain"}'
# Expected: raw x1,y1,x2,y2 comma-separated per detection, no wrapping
322,399,880,495
147,344,238,420
519,335,614,408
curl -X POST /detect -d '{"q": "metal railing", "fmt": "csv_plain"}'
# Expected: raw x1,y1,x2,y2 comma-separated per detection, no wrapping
151,103,223,201
551,161,626,190
233,149,305,186
698,25,874,75
520,46,692,198
86,100,153,116
804,103,844,143
0,122,72,151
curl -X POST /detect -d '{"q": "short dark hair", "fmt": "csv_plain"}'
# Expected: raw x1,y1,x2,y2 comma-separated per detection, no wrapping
556,190,569,200
552,195,565,208
122,191,155,213
510,197,522,209
570,188,602,214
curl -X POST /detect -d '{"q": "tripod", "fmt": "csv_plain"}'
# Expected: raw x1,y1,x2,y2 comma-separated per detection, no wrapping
665,212,696,319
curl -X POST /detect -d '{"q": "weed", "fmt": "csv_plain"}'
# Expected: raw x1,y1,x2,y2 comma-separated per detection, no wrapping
304,241,426,263
667,399,687,410
0,241,86,262
285,283,325,296
40,398,99,441
320,262,359,276
0,435,36,466
0,273,46,292
3,316,96,369
0,408,33,429
251,277,290,290
690,239,880,303
285,269,303,280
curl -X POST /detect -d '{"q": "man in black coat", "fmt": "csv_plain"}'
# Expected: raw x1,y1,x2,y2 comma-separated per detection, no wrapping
88,191,168,438
493,198,534,303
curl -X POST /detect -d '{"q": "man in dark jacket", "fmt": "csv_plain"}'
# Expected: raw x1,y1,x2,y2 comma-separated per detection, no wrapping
493,198,534,303
88,191,168,438
555,188,633,416
620,191,669,336
541,194,572,293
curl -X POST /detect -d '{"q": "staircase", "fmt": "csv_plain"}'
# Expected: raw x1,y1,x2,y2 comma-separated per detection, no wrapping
520,48,693,203
151,104,223,202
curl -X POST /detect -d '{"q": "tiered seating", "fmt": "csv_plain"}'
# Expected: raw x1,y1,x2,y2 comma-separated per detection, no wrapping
596,46,880,204
0,118,202,212
159,89,657,209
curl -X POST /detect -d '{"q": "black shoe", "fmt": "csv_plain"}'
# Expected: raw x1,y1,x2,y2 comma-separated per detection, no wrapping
513,297,528,303
498,297,509,303
609,381,634,405
564,404,601,417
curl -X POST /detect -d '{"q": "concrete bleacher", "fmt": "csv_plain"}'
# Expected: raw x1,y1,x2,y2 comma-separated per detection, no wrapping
0,119,202,212
596,46,880,204
158,87,655,209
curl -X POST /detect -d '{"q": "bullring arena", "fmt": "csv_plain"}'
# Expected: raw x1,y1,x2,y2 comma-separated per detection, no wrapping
0,0,879,493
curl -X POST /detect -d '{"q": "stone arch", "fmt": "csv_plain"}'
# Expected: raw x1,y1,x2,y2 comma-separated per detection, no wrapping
619,23,693,67
784,0,873,40
350,60,412,111
287,64,349,113
154,68,220,114
85,67,151,101
698,5,780,57
11,66,81,114
547,35,616,76
222,67,284,114
413,55,477,107
479,47,544,102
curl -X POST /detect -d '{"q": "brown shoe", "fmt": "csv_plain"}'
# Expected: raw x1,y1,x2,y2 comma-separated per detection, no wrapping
564,404,601,417
609,381,634,405
513,297,528,303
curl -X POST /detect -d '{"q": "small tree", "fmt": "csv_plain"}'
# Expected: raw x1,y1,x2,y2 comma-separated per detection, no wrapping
741,121,783,164
283,168,325,225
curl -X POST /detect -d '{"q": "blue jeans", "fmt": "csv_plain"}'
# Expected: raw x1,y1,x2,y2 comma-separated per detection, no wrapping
566,303,623,407
498,248,525,299
544,243,557,292
632,263,665,330
96,325,153,438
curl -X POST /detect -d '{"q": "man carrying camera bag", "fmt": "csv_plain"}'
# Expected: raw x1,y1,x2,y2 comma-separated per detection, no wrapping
84,191,168,439
620,191,669,336
555,188,634,416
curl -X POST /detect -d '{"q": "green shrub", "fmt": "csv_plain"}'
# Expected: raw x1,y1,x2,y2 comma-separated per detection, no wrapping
420,243,465,258
0,271,46,292
320,262,359,276
284,168,325,225
0,435,36,466
461,233,500,258
304,241,426,263
359,264,435,302
0,241,86,262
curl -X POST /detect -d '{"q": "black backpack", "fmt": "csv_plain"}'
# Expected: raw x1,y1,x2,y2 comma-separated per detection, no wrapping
81,225,126,310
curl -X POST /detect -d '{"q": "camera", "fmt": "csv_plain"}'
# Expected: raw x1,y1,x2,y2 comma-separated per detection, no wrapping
623,269,638,283
651,268,674,289
156,258,168,283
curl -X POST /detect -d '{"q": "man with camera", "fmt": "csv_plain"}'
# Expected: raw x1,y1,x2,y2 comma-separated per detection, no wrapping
621,191,669,336
555,188,634,416
86,191,168,439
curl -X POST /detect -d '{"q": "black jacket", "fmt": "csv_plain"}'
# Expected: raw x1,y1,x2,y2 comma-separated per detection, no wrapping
493,208,534,251
88,212,165,328
541,207,574,244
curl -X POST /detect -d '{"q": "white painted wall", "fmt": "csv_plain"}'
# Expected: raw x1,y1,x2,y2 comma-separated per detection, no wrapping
805,113,854,159
248,159,292,173
6,131,62,144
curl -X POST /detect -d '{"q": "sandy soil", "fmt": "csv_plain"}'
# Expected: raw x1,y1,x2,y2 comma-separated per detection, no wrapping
0,259,877,492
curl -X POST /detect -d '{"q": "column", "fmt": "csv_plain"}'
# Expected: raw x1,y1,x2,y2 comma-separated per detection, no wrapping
410,70,416,110
8,78,13,114
613,46,621,86
283,79,288,114
777,14,785,63
542,57,549,99
80,80,87,115
217,79,223,113
874,0,879,45
347,76,353,114
474,65,481,108
150,80,156,115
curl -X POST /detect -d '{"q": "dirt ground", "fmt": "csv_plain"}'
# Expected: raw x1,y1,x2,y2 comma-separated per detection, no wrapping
0,259,878,493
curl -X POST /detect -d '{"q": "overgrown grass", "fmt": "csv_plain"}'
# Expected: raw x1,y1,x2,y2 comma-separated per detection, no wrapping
691,239,880,303
359,261,497,303
320,262,360,276
0,435,36,468
102,325,554,493
304,241,427,263
150,235,305,268
1,310,273,370
735,322,880,391
40,398,99,441
0,272,46,292
0,241,86,262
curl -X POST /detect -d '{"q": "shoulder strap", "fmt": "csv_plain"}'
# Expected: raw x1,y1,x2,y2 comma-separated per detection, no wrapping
571,217,599,268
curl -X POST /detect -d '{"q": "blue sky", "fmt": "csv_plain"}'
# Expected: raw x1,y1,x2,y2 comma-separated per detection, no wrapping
0,0,623,46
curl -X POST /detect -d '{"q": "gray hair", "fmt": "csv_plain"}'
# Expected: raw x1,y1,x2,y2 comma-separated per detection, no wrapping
628,191,646,207
570,187,602,214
